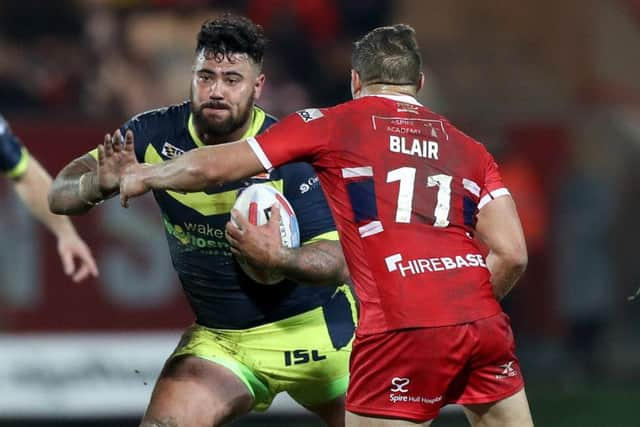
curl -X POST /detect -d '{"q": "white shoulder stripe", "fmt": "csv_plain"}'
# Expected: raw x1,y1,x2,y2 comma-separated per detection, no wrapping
478,188,510,209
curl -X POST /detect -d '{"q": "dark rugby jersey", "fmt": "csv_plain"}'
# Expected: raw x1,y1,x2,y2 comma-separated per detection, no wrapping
94,102,340,329
0,115,29,178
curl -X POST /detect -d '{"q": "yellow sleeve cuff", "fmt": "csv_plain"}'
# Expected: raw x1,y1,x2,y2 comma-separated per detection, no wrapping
6,147,30,179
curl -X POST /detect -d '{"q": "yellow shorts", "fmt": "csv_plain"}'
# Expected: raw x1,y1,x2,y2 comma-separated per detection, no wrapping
172,285,357,411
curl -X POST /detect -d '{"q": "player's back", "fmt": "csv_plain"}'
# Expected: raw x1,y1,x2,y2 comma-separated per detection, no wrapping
318,95,505,333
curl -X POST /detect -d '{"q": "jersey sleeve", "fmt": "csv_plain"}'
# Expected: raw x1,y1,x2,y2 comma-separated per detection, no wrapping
478,149,510,209
247,108,332,171
280,162,338,244
0,116,29,179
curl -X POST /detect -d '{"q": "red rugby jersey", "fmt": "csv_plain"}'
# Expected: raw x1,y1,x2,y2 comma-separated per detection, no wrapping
248,94,508,334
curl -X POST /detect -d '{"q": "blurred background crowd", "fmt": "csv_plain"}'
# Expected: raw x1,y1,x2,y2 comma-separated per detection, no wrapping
1,0,639,426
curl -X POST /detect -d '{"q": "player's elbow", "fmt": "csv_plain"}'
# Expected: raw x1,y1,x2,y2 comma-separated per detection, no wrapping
47,186,66,215
48,183,86,215
199,162,225,186
505,246,528,278
197,152,236,186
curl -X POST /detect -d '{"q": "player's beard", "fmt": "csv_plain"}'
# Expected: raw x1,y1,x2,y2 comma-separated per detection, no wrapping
191,89,254,141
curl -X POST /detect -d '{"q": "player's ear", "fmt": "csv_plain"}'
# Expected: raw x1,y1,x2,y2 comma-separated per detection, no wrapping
254,73,266,101
350,69,362,99
417,72,425,92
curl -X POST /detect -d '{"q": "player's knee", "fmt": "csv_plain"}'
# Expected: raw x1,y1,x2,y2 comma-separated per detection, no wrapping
214,397,253,425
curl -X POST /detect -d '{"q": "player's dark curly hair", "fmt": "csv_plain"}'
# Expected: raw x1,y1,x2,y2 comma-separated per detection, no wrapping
196,13,267,67
352,24,422,86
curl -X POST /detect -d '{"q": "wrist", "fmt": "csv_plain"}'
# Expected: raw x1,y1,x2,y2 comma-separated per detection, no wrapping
271,245,293,273
53,218,78,239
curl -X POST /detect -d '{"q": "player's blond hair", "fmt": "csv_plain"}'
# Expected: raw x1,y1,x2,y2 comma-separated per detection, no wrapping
352,24,422,87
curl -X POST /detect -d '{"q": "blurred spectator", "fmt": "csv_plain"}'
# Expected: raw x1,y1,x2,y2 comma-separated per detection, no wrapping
499,126,569,341
0,1,391,117
553,115,622,381
81,4,167,117
0,0,86,113
248,0,340,46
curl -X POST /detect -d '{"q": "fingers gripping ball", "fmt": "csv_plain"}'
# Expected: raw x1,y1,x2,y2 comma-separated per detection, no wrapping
232,184,300,284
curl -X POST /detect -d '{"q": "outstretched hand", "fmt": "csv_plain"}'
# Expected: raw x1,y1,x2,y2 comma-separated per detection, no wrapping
225,204,287,272
115,137,151,208
96,129,136,196
97,128,150,207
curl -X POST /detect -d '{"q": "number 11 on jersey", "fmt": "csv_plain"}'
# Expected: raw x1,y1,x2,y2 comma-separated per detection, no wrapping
386,168,452,227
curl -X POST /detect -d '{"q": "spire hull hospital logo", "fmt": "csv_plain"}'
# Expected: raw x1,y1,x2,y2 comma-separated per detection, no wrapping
388,377,443,405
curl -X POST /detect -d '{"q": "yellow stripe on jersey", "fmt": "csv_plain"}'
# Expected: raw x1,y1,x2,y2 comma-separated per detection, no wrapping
88,148,98,160
6,147,30,179
303,230,339,245
188,106,267,147
144,144,283,216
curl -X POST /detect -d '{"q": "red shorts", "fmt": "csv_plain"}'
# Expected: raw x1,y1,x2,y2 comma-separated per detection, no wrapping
346,313,524,422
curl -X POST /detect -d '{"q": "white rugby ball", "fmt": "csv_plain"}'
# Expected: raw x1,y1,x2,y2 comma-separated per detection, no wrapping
232,183,300,284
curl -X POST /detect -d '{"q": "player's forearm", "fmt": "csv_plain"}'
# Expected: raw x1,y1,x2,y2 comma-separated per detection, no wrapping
141,149,217,192
49,157,106,215
485,250,527,300
49,171,100,215
14,160,80,237
140,142,264,192
275,240,350,286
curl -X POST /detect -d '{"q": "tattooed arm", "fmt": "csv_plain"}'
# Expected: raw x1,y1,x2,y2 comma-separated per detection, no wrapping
225,206,349,286
274,239,349,285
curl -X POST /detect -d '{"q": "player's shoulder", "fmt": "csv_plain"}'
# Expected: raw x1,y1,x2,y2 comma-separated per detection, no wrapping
258,105,278,124
0,114,11,137
0,114,20,149
124,101,190,134
444,119,490,152
255,105,278,132
288,101,355,128
292,107,328,124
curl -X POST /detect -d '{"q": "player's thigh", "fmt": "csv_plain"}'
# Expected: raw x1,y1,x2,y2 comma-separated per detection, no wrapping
346,411,433,427
462,388,533,427
450,313,525,406
283,285,355,410
142,355,253,427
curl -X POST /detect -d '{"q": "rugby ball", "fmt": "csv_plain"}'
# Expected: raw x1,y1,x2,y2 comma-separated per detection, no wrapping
232,184,300,284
